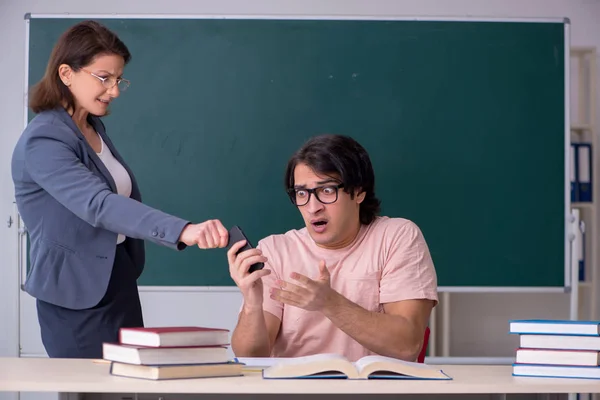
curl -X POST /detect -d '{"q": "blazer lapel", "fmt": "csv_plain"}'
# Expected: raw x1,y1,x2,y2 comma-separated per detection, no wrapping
91,117,142,201
55,108,118,194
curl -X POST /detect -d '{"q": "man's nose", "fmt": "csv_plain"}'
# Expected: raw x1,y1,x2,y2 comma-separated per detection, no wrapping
305,193,324,213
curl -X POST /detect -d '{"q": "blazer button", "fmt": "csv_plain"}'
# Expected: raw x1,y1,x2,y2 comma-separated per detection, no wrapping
159,233,165,238
151,231,158,237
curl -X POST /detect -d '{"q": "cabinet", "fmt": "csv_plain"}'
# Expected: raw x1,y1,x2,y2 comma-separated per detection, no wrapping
570,46,597,320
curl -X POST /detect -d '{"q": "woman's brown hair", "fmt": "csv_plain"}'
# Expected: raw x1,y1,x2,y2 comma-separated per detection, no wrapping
29,20,131,114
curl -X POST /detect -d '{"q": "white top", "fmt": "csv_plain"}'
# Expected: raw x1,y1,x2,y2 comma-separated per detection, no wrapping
96,134,132,244
1,357,599,394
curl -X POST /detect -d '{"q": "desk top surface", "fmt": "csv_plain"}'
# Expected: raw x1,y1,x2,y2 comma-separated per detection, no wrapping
0,357,598,394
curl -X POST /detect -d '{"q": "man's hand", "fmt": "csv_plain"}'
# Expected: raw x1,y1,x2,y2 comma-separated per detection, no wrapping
179,219,228,248
270,261,339,312
228,240,270,309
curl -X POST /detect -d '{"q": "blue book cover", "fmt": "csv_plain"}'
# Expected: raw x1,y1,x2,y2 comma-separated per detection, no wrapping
513,363,600,380
509,319,600,336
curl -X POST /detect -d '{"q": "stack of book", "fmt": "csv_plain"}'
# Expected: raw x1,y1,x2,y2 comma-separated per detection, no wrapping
510,319,600,379
102,326,243,380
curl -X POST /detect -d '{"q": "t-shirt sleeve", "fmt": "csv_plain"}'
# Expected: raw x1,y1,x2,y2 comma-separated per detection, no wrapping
379,220,439,305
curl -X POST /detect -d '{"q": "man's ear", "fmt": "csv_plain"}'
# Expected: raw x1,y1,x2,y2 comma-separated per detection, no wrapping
58,64,73,86
356,189,366,204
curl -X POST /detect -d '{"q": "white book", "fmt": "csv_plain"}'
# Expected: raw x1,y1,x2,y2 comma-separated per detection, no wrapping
520,334,600,350
103,343,229,365
516,348,600,366
513,364,600,379
509,319,600,336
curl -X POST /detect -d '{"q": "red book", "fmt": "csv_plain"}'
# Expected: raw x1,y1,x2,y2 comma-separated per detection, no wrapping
119,327,230,348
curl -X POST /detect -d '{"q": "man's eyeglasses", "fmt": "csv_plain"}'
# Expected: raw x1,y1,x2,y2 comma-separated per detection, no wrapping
81,68,130,92
287,184,344,206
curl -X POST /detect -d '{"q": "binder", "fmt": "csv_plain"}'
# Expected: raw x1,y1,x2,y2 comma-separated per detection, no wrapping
571,143,579,203
578,218,586,281
577,143,592,202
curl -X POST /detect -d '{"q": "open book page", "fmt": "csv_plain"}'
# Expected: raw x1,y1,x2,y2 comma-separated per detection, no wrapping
235,357,281,369
354,355,451,380
262,354,358,379
257,353,452,380
238,354,347,368
355,355,432,372
269,353,349,366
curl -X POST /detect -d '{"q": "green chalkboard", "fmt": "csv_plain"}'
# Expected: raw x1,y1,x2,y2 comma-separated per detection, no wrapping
27,17,567,287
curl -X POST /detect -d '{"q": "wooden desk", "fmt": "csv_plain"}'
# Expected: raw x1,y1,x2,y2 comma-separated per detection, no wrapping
0,357,597,395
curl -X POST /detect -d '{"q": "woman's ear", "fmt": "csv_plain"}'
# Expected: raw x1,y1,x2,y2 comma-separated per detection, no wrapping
58,64,72,87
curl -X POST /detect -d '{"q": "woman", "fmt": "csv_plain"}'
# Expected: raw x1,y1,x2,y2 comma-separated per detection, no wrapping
11,20,228,359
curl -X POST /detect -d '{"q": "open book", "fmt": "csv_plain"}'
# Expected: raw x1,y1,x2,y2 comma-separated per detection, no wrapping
261,354,451,380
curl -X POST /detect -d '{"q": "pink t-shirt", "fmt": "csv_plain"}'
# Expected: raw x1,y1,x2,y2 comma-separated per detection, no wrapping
256,216,438,362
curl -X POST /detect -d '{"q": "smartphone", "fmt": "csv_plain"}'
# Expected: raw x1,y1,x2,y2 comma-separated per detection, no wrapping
227,225,264,273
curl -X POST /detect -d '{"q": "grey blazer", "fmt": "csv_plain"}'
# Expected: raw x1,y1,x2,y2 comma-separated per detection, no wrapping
11,108,189,310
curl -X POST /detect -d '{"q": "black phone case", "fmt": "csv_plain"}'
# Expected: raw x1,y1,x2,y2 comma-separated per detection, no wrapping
227,225,264,273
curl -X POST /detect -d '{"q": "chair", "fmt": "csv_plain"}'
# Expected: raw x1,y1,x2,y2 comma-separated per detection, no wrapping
417,326,430,363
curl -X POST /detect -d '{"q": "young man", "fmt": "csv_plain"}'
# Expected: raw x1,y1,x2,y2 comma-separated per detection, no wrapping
228,134,438,362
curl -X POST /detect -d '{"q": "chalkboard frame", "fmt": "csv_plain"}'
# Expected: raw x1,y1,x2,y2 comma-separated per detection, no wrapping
21,14,572,293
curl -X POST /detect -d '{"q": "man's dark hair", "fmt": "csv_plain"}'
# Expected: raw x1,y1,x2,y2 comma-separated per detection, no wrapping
285,134,381,225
